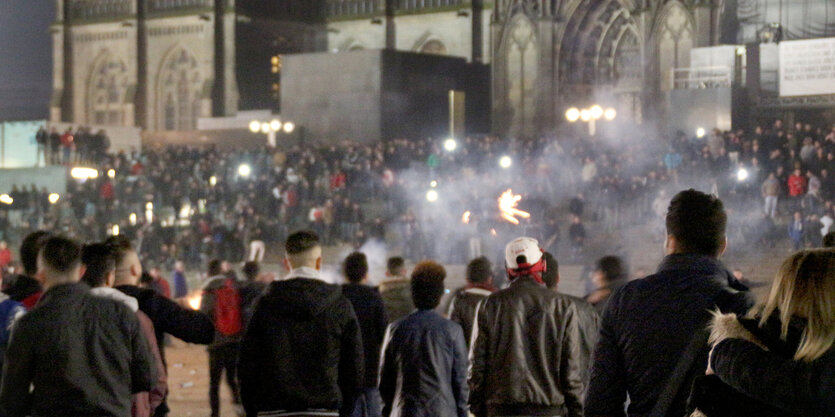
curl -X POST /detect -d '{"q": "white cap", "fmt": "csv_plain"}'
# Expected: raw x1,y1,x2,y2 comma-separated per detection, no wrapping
505,237,543,270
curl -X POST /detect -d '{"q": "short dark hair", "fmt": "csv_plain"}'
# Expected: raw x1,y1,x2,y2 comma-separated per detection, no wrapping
665,189,727,256
20,231,51,276
343,252,368,284
595,255,626,284
139,271,154,285
286,230,319,255
242,261,260,281
387,256,405,275
824,232,835,248
411,260,446,309
39,236,82,274
81,243,115,288
466,257,492,284
541,252,559,289
105,235,133,267
207,259,223,277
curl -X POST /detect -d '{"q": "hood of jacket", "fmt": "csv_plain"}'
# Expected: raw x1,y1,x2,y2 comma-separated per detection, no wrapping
263,278,342,319
90,287,139,312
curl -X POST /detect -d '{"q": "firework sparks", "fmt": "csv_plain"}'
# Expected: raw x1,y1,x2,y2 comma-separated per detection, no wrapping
498,189,530,225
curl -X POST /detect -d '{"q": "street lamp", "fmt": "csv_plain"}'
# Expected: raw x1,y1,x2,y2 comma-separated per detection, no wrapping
565,104,617,135
250,118,295,147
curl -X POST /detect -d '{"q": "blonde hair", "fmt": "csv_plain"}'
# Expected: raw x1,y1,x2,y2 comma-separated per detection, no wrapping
756,249,835,362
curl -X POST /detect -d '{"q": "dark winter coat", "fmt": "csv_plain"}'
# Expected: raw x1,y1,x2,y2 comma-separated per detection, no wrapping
585,254,755,417
380,278,414,323
380,309,468,417
238,276,364,416
704,312,835,417
0,283,155,417
116,284,215,363
446,286,492,347
469,276,585,417
342,282,388,388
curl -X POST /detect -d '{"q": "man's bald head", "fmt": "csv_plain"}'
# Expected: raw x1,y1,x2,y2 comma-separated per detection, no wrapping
284,230,322,270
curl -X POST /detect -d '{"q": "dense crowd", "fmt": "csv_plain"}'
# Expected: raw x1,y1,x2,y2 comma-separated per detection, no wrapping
0,188,833,417
1,119,833,275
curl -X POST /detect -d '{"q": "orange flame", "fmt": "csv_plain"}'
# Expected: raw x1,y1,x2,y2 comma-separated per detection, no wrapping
187,292,202,310
498,189,530,225
462,211,471,224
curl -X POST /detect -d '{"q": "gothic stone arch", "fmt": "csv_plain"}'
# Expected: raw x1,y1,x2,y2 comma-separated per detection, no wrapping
86,50,129,126
156,46,203,131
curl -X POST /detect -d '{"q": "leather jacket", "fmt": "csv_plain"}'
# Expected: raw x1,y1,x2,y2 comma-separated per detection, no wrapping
468,276,584,417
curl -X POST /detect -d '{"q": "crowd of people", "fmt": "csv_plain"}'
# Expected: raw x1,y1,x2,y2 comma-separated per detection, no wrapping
0,189,833,417
2,118,833,274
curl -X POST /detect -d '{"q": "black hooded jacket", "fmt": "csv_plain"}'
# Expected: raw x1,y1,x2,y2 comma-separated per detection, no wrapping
238,277,364,416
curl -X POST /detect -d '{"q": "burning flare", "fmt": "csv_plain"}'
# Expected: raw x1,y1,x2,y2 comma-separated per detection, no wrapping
498,189,530,225
462,211,471,224
187,292,203,310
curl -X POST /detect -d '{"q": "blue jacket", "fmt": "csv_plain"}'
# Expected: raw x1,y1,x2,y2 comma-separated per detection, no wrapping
380,309,468,417
0,293,24,371
585,254,754,417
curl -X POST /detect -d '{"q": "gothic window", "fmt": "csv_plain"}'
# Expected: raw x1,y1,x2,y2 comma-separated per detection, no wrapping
158,48,202,130
505,16,538,137
88,55,128,126
658,2,694,91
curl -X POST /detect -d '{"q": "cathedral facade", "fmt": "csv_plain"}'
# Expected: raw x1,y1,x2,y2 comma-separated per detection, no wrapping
55,1,829,135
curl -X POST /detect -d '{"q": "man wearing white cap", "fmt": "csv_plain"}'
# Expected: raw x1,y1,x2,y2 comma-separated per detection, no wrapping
468,237,584,417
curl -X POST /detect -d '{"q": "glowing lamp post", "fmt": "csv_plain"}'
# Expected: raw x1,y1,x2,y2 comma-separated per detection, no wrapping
565,105,616,135
250,118,295,147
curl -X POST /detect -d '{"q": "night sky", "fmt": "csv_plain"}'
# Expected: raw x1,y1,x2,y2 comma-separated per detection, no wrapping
0,0,54,121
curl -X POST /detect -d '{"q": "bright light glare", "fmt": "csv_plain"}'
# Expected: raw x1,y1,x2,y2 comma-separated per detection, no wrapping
111,224,120,236
580,109,591,122
209,175,217,186
0,195,12,205
604,108,617,121
426,190,439,202
499,156,512,169
249,120,261,133
270,119,282,131
443,138,457,152
238,164,252,177
260,122,270,134
462,211,471,224
70,167,99,180
129,213,137,225
565,107,580,122
696,127,706,138
107,169,115,178
590,105,604,119
430,180,438,188
48,193,60,204
146,202,153,211
283,122,295,133
737,168,749,182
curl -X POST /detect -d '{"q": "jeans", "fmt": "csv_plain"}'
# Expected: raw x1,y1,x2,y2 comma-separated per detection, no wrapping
209,342,242,417
764,196,777,218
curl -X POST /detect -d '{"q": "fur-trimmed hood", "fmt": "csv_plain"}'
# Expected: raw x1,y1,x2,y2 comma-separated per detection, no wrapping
709,311,767,350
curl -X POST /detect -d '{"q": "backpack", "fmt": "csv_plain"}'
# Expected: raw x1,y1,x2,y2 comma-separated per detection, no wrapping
212,279,242,336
